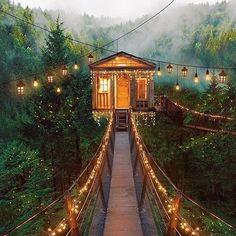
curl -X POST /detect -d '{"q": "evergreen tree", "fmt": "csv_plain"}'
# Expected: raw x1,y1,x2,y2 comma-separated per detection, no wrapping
42,17,69,69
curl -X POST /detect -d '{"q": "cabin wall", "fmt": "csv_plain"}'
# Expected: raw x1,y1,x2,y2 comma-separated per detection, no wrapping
92,71,155,111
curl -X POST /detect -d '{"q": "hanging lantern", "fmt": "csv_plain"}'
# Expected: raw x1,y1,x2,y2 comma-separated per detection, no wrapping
194,72,199,83
175,81,180,91
56,87,61,93
17,80,25,95
181,66,188,77
219,70,227,83
74,62,79,70
33,76,39,87
88,53,94,63
47,73,54,83
157,66,161,76
167,64,173,73
205,69,211,81
62,65,68,76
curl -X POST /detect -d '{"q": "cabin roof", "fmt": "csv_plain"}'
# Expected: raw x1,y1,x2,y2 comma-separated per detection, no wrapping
89,51,156,70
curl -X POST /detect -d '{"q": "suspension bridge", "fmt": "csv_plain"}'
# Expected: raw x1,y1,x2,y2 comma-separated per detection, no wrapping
2,96,236,236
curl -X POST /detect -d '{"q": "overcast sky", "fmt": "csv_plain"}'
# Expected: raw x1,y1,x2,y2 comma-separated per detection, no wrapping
13,0,227,19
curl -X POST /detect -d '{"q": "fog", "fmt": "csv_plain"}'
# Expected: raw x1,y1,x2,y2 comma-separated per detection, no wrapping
13,0,228,20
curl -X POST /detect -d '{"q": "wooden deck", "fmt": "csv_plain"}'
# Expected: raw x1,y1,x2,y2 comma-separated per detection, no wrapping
103,132,143,236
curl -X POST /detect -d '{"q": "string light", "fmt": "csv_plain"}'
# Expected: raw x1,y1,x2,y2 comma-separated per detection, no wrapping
17,80,25,95
47,73,54,83
181,66,188,77
194,70,199,83
175,81,180,91
33,76,39,87
46,114,113,235
131,116,201,236
88,53,94,63
62,65,68,76
219,69,227,83
74,62,79,70
205,69,211,81
157,62,161,76
56,87,62,93
167,64,173,73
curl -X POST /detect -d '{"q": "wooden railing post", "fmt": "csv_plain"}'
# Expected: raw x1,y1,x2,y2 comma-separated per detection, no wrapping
167,192,182,236
98,152,107,209
105,144,112,176
139,170,147,209
65,191,80,236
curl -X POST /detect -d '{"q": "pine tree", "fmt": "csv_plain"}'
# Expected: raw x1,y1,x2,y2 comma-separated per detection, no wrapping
42,17,69,69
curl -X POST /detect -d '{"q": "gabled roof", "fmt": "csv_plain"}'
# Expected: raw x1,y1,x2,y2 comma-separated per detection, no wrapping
89,51,156,70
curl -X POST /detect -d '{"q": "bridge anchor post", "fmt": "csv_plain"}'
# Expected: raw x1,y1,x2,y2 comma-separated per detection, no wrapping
167,192,182,236
64,191,80,236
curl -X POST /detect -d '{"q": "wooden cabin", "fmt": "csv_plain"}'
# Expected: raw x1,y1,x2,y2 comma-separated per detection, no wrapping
89,51,156,129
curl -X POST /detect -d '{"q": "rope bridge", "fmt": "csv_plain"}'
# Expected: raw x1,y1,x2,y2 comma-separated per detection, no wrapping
2,114,115,236
2,109,236,236
129,115,236,236
157,95,236,136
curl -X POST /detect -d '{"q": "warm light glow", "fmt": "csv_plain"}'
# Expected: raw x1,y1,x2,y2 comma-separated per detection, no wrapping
194,73,199,83
74,63,79,70
62,65,68,76
47,73,54,83
219,69,227,83
88,53,94,63
56,87,61,93
181,66,188,77
33,78,39,87
167,64,173,73
17,81,25,95
157,66,161,76
175,82,180,91
205,69,211,81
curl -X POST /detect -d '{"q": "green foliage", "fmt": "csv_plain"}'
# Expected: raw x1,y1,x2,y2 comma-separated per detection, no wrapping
42,17,69,69
139,116,236,224
0,141,52,234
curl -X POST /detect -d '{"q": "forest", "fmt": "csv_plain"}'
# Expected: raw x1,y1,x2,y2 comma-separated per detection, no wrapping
0,0,236,234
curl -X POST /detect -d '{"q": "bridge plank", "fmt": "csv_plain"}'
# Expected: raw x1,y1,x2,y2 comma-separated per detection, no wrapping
103,132,143,236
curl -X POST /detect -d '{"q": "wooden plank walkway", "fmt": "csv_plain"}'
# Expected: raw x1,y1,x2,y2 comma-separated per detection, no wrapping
103,132,143,236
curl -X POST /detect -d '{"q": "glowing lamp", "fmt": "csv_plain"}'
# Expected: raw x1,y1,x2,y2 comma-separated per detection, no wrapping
74,62,79,70
181,66,188,77
88,53,94,63
47,73,54,83
17,80,25,95
167,64,173,73
205,69,211,81
56,87,61,93
157,66,161,76
33,77,39,87
175,82,180,91
194,72,199,83
219,70,227,83
62,65,68,76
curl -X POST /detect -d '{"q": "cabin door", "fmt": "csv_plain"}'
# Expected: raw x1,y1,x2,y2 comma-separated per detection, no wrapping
116,76,130,108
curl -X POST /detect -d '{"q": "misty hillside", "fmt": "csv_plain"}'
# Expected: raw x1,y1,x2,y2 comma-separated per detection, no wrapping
30,1,236,64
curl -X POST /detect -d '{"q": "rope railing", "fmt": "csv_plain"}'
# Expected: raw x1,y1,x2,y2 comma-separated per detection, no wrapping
129,114,236,236
167,99,234,121
2,113,115,236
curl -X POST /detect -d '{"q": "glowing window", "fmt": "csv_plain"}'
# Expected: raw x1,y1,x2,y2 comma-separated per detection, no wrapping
137,79,147,100
99,78,108,93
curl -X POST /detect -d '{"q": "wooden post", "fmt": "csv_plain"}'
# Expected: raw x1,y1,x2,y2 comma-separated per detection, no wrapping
139,171,147,209
97,156,107,209
105,146,112,176
167,192,182,236
133,147,139,176
64,191,80,236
